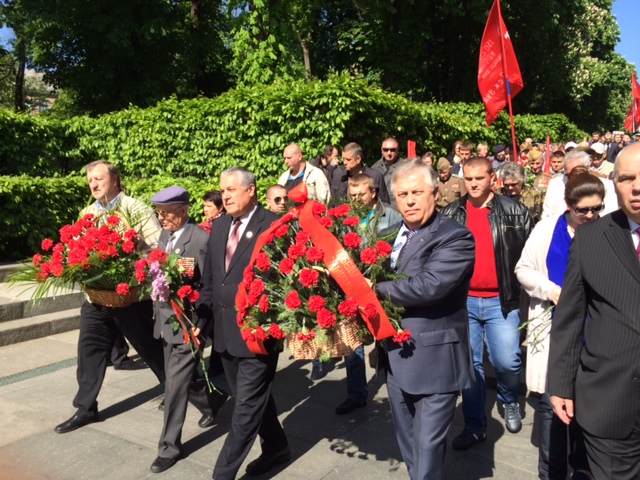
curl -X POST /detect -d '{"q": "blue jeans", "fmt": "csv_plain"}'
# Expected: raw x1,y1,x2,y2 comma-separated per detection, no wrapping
346,345,367,403
462,296,522,433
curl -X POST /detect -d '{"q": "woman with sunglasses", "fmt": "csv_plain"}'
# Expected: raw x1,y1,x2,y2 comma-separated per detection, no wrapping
515,166,605,480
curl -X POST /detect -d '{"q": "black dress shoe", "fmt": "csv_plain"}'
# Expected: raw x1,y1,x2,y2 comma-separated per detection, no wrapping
198,414,216,428
54,412,99,434
150,456,179,473
245,448,291,476
158,399,165,412
113,359,146,370
335,398,366,415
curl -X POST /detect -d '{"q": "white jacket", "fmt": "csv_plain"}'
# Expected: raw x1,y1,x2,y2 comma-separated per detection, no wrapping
277,162,331,204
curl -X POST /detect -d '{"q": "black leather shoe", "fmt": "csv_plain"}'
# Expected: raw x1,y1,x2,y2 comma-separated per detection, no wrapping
198,414,216,428
54,412,99,434
113,359,146,370
245,448,291,476
158,399,165,412
335,398,366,415
150,456,179,473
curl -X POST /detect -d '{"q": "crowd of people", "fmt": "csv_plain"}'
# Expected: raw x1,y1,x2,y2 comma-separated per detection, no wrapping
51,132,640,480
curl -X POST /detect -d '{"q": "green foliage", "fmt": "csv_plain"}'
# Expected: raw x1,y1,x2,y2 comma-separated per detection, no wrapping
1,175,88,261
0,174,277,262
0,109,82,175
1,75,586,179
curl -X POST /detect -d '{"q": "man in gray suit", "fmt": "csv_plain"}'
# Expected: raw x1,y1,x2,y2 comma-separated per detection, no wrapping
375,160,475,479
549,142,640,479
148,186,228,474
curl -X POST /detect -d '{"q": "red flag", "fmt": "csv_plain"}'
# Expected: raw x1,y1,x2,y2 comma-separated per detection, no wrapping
543,135,552,175
407,140,417,158
624,73,640,132
478,0,524,126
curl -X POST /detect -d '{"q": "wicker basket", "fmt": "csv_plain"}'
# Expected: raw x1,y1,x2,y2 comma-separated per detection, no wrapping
84,286,141,308
287,316,363,360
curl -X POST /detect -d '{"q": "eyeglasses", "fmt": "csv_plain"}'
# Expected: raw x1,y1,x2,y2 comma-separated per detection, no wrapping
503,182,521,189
382,148,397,152
156,208,181,217
572,204,604,215
274,196,287,205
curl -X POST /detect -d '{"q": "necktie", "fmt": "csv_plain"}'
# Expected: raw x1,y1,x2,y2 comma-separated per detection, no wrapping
635,227,640,261
396,229,416,267
225,218,242,271
166,233,175,253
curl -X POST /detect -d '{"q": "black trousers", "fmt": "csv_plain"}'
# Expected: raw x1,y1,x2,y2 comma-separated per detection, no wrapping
110,330,130,365
582,416,640,480
212,350,288,480
73,300,165,416
537,392,589,479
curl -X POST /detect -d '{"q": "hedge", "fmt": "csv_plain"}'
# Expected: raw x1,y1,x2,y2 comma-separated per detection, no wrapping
1,75,586,178
0,175,277,262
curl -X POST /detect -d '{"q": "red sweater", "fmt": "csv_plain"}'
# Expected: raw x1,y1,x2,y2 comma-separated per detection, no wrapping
467,202,499,297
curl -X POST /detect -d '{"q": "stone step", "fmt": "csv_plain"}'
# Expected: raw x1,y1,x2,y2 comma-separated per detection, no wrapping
0,308,80,347
0,263,21,283
0,281,84,323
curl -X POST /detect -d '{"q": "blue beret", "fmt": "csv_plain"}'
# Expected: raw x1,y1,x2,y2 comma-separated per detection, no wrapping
150,186,190,205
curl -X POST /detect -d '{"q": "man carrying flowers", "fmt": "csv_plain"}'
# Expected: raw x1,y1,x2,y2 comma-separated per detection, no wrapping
198,167,289,479
374,159,476,480
55,161,166,434
147,186,228,474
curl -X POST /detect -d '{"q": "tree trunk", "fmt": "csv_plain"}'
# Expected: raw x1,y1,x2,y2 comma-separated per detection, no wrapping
14,39,25,112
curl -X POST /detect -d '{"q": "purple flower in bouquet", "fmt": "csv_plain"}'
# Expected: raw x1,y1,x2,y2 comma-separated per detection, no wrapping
149,262,171,302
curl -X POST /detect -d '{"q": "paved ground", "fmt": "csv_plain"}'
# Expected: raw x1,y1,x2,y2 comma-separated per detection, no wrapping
0,331,541,480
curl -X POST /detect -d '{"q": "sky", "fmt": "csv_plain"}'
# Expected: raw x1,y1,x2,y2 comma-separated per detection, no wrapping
612,0,640,69
1,2,638,69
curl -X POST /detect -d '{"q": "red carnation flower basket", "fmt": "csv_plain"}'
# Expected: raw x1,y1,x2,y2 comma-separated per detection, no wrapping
9,211,146,307
236,185,408,362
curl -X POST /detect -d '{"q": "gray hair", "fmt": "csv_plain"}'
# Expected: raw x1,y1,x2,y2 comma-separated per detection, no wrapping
390,158,437,193
499,162,525,184
221,166,256,190
564,149,591,168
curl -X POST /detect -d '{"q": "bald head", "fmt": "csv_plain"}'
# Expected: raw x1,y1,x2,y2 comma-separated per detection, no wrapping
283,143,304,175
613,142,640,223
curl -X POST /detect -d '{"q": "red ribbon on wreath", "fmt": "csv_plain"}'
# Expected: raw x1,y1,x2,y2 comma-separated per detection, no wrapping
236,183,396,355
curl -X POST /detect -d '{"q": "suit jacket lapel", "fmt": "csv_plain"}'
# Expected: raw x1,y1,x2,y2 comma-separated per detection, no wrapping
604,211,640,284
217,215,233,274
398,213,440,274
158,229,170,251
226,206,266,275
172,222,193,255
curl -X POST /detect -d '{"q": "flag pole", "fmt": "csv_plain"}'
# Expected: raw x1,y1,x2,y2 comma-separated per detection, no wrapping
495,0,518,161
633,74,637,133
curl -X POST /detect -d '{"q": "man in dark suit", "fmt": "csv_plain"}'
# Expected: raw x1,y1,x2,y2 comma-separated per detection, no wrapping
549,142,640,479
147,186,228,474
198,167,288,480
375,159,476,480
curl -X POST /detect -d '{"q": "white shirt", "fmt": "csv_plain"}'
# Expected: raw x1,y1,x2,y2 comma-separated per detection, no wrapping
541,175,619,219
229,204,258,240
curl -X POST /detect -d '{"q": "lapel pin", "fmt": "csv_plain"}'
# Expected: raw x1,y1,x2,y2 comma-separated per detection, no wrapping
246,231,254,239
175,248,181,254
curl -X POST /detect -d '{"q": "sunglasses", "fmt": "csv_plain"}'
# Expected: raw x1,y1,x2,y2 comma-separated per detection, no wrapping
382,148,397,152
274,196,287,205
572,204,604,215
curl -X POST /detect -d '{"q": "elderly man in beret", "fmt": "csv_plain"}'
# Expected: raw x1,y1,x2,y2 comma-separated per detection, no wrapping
491,145,508,171
148,186,228,474
436,157,465,211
